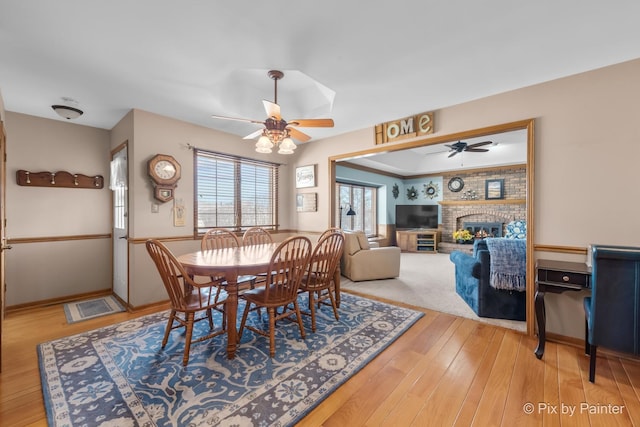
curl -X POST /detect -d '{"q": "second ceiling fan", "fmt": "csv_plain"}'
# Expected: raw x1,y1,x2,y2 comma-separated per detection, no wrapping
445,140,492,158
211,70,334,148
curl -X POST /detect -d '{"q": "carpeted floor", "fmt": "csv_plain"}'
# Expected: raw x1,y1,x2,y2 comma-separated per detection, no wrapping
39,293,423,426
341,252,526,332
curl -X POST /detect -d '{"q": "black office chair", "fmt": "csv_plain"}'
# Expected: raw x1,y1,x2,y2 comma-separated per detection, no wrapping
584,245,640,382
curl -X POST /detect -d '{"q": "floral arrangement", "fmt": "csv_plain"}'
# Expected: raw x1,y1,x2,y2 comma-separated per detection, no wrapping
453,229,473,241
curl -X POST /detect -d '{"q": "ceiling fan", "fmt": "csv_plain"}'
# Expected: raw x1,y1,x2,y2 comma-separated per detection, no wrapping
445,140,492,158
211,70,334,153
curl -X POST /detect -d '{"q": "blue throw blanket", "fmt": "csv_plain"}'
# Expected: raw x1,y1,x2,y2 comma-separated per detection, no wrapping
485,238,526,291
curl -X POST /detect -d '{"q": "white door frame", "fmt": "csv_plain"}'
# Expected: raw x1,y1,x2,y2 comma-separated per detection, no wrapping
111,143,129,305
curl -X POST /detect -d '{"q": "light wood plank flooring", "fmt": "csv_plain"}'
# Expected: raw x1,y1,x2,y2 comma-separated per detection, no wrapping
1,294,639,426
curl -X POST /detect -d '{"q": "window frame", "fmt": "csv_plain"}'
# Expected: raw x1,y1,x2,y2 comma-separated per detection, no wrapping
194,149,279,236
336,181,378,236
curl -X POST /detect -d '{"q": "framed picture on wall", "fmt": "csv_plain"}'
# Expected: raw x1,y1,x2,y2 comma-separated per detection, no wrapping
295,164,317,188
296,193,317,212
485,179,504,200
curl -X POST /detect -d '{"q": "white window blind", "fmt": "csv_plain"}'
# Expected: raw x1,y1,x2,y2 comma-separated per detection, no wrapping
195,149,279,234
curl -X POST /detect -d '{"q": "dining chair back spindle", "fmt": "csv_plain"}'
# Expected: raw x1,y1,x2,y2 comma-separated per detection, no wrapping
242,227,274,285
199,228,256,325
318,226,343,242
242,227,274,246
239,236,312,357
146,239,227,366
201,228,241,251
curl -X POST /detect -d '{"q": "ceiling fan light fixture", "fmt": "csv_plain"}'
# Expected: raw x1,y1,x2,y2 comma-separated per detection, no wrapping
255,135,274,153
277,146,294,155
255,128,298,155
215,69,334,155
280,137,296,151
277,139,296,154
51,104,83,120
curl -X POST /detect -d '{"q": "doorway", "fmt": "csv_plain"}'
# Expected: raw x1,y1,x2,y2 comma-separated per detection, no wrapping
329,119,535,335
111,143,128,304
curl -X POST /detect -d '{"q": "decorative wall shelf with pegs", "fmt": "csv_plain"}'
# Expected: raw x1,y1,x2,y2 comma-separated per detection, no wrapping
16,170,104,189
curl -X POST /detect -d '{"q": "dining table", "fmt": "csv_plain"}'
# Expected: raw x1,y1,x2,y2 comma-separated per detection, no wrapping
176,242,279,359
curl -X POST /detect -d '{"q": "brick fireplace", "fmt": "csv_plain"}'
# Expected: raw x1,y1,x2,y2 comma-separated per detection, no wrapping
440,203,525,243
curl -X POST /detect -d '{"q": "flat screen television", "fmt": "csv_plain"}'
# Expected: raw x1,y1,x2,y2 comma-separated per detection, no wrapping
395,204,438,229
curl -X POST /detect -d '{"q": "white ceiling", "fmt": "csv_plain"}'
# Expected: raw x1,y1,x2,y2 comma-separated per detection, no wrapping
342,129,528,175
1,1,640,154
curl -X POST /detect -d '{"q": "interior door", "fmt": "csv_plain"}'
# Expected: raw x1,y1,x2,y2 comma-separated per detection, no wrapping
0,121,6,370
111,145,128,304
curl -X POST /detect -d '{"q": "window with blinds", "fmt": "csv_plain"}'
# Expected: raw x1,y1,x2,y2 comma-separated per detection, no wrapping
336,182,377,236
195,149,279,234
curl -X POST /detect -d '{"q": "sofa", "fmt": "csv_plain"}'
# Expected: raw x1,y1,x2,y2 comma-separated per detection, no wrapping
450,237,526,320
341,231,401,281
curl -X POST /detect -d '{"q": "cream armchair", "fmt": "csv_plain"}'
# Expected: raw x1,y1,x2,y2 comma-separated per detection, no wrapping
341,231,401,281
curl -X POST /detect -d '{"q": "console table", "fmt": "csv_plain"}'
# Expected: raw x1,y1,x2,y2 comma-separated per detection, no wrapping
396,229,440,253
534,259,591,359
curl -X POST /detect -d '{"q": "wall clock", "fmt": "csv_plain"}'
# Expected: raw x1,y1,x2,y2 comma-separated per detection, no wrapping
148,154,181,202
448,177,464,192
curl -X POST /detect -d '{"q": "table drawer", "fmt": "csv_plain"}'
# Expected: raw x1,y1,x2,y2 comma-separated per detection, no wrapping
538,269,590,288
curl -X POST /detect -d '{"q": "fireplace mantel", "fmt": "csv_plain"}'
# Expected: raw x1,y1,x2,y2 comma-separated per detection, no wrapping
439,199,526,206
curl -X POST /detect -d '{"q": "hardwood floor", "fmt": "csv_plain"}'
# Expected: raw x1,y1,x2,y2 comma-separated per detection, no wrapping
2,294,640,426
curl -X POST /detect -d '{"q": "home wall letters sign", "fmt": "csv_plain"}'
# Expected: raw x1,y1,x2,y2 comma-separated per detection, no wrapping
375,111,434,144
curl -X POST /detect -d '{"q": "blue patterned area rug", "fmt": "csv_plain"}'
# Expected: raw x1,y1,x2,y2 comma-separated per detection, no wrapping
63,295,126,324
39,293,423,426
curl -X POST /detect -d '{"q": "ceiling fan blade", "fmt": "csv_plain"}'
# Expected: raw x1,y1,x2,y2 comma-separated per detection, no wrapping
263,100,281,120
242,129,264,140
287,118,334,128
465,148,490,152
466,140,492,149
446,141,467,152
211,114,263,124
448,151,460,158
287,127,311,142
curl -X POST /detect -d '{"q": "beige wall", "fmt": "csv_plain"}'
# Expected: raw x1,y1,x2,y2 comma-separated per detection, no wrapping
295,58,640,247
292,57,640,338
112,109,296,307
3,112,111,306
126,109,295,239
0,88,5,122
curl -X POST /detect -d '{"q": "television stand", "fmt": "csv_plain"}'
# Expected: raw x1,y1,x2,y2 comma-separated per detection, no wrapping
396,229,441,253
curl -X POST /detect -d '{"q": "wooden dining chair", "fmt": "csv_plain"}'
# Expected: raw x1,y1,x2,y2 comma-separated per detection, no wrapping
201,227,241,251
146,239,227,366
241,227,274,285
242,226,274,246
200,228,257,325
318,226,343,241
299,229,344,332
317,227,345,307
239,236,312,357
